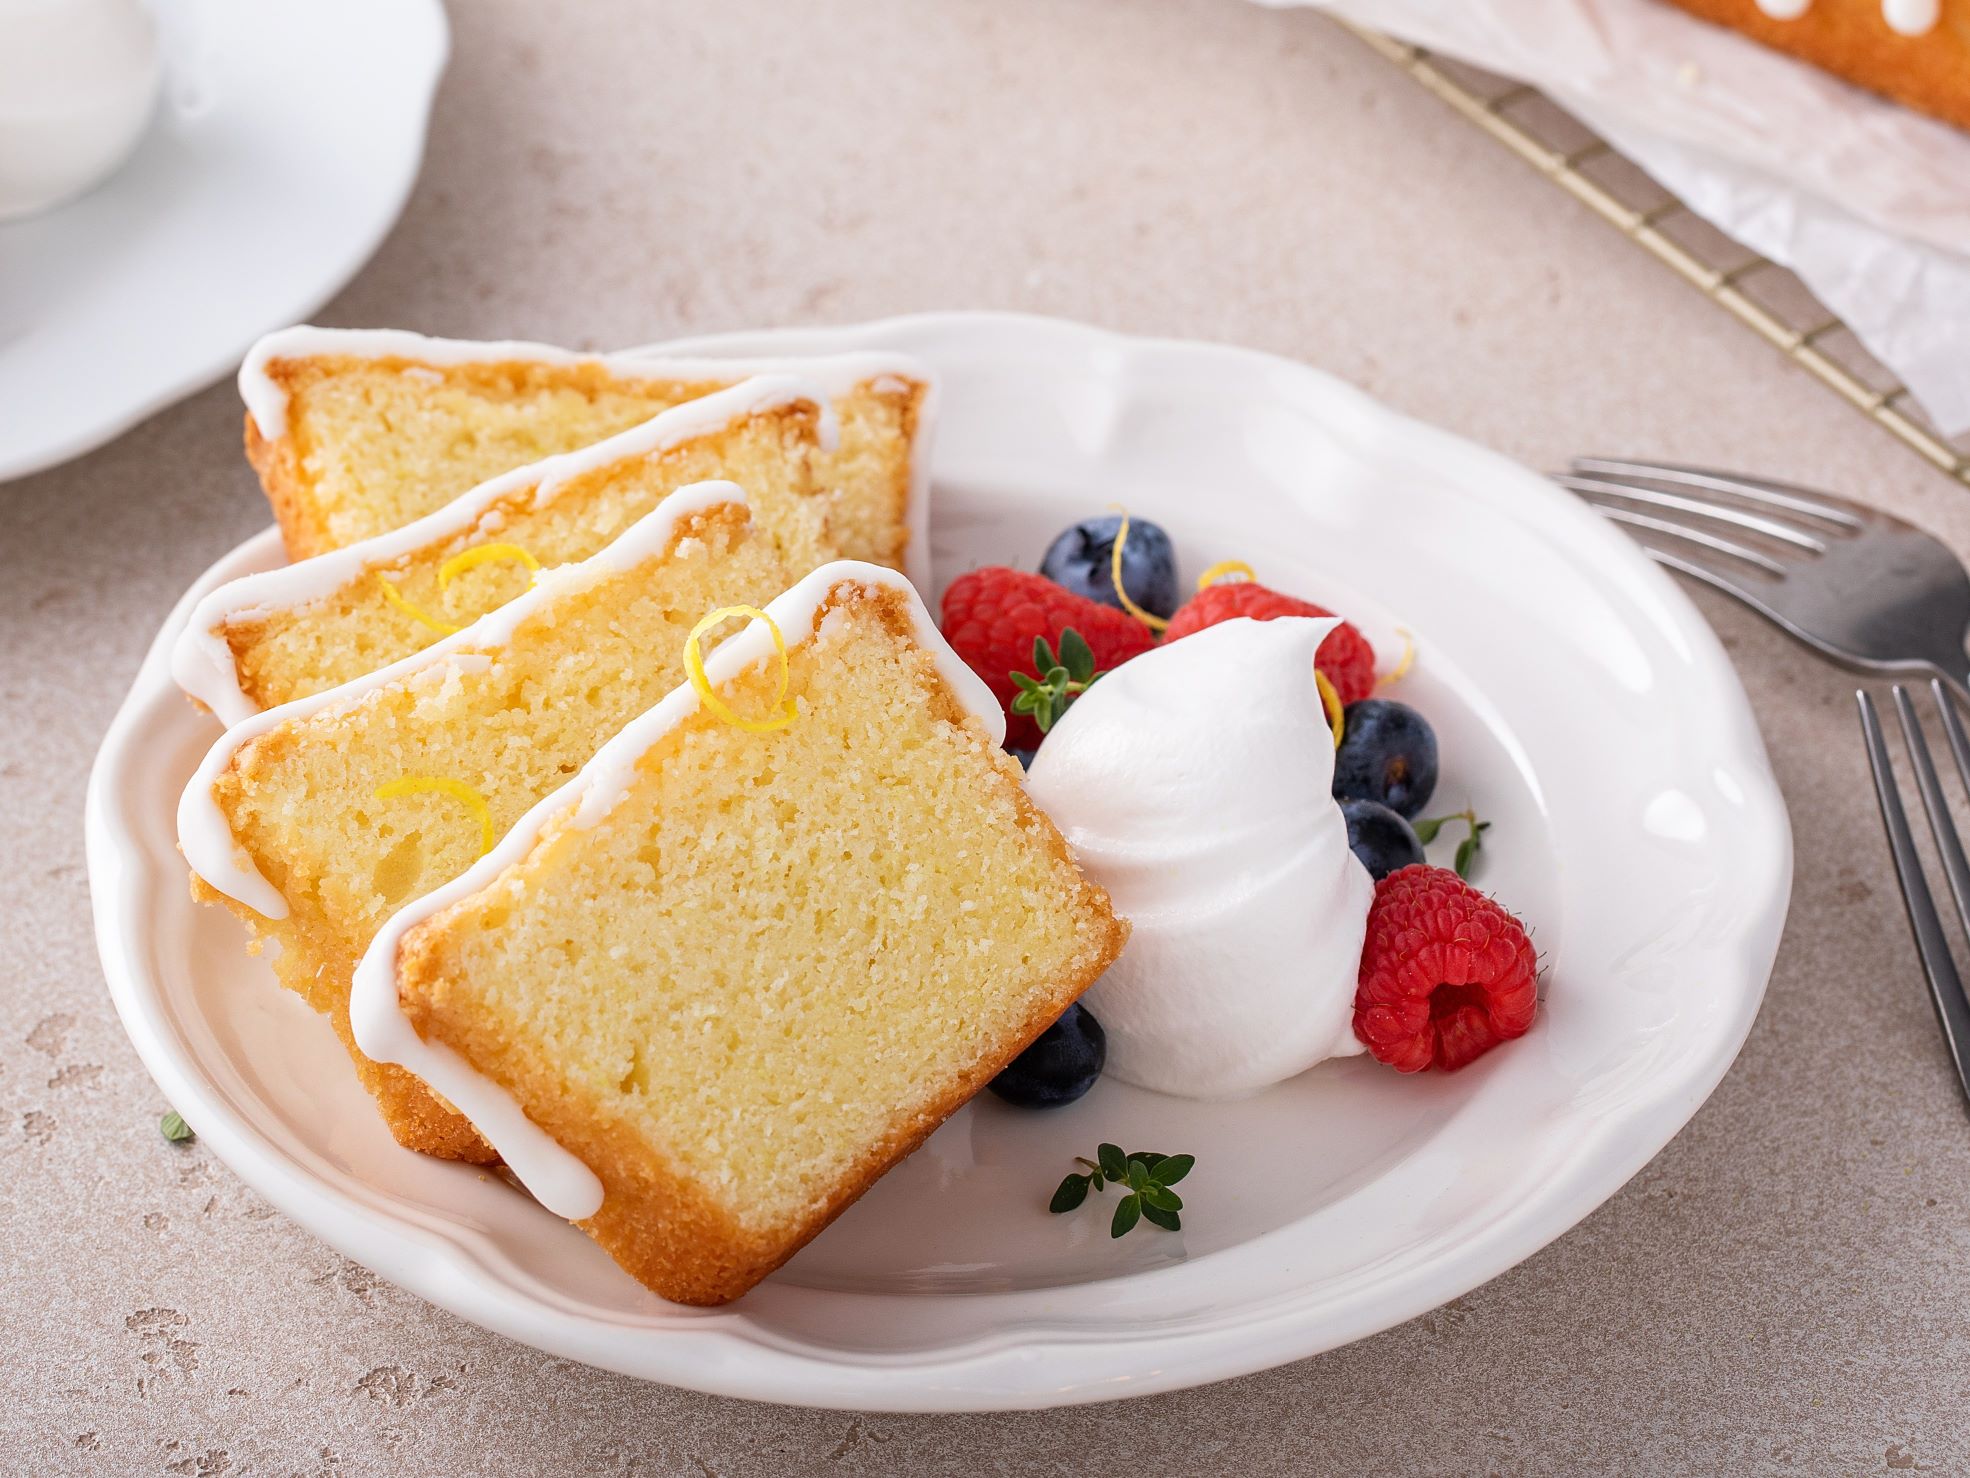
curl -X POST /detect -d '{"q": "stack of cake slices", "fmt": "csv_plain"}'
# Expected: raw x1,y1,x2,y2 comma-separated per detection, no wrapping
176,329,1126,1305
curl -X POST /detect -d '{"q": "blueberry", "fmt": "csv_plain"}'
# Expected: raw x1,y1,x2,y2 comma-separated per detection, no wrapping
1039,515,1178,619
988,1003,1106,1108
1332,699,1438,818
1009,746,1037,771
1339,798,1425,881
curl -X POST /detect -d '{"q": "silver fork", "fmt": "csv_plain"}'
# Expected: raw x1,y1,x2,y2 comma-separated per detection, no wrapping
1555,457,1970,704
1859,682,1970,1112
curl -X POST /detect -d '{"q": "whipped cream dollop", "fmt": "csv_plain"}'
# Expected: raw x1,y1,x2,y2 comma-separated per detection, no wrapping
1024,616,1374,1099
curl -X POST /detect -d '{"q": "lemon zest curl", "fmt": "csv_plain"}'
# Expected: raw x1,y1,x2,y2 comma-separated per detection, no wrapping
373,776,495,855
375,541,541,636
1195,559,1256,592
1376,627,1417,690
374,574,460,635
439,541,540,592
684,605,797,734
1107,507,1170,634
1315,669,1345,749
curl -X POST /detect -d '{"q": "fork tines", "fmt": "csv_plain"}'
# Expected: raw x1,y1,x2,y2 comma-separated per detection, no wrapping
1859,681,1970,1113
1555,457,1863,579
1560,456,1970,706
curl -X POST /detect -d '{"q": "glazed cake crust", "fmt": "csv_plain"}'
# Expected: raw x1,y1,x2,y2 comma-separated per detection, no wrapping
1657,0,1970,130
211,392,833,715
243,342,929,574
244,356,731,559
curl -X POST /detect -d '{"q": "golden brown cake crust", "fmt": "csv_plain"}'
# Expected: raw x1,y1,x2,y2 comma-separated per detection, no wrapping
223,403,832,714
245,356,738,561
393,584,1130,1306
244,350,927,570
1657,0,1970,131
244,396,323,561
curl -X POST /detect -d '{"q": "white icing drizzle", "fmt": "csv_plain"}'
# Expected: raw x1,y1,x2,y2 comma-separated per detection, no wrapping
1752,0,1939,33
172,376,834,726
236,325,940,591
348,561,1001,1222
176,481,750,924
1883,0,1941,34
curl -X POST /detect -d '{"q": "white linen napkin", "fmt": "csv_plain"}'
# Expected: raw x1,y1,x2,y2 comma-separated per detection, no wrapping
1254,0,1970,436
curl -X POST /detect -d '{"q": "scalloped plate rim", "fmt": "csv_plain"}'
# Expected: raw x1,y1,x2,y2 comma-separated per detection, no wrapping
87,310,1791,1410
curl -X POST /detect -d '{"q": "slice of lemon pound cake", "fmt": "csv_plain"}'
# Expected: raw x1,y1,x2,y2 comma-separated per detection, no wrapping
174,376,840,724
179,484,795,1162
351,562,1129,1305
240,326,933,579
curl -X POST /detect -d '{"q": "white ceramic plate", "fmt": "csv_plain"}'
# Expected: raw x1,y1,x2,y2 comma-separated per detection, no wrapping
88,312,1791,1411
0,0,447,482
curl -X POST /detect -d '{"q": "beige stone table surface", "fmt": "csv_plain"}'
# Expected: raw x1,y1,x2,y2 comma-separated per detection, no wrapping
8,0,1970,1472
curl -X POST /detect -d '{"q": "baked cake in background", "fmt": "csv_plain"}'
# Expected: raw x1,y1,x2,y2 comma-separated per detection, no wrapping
178,482,794,1161
238,326,933,577
174,376,842,723
351,563,1129,1305
1658,0,1969,129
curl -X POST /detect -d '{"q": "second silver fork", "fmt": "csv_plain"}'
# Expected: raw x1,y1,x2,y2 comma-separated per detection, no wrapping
1557,457,1970,705
1860,681,1970,1111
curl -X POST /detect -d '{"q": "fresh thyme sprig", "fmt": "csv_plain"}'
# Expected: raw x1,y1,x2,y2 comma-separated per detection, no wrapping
1049,1142,1194,1238
1414,807,1491,880
1009,629,1102,735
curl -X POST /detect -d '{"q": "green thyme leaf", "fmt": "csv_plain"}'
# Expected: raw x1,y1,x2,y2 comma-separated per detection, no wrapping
1050,1173,1090,1213
159,1110,193,1144
1152,1153,1194,1185
1009,630,1112,737
1111,1194,1141,1238
1059,628,1095,684
1418,808,1490,880
1054,1145,1194,1238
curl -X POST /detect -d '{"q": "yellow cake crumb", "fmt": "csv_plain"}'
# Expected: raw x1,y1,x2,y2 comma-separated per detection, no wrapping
392,579,1129,1303
192,497,795,1161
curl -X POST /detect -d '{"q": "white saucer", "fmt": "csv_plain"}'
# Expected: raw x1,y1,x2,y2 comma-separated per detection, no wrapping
0,0,447,482
87,311,1791,1410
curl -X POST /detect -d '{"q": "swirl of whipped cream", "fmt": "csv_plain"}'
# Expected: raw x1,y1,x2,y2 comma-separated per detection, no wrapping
1025,615,1373,1099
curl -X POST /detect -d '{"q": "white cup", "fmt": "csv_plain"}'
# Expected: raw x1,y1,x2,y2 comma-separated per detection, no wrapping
0,0,162,223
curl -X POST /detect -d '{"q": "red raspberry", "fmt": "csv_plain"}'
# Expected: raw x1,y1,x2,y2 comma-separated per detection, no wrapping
941,567,1158,749
1353,864,1538,1073
1162,581,1376,704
